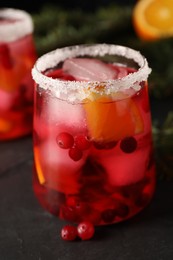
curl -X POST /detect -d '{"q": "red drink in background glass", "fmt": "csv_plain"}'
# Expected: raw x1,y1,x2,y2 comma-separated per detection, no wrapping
32,44,155,225
0,8,37,140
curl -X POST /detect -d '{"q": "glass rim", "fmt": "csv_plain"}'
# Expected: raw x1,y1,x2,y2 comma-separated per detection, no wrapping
0,8,33,42
32,44,152,102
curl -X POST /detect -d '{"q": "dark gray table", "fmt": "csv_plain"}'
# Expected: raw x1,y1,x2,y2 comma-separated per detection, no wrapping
0,135,173,260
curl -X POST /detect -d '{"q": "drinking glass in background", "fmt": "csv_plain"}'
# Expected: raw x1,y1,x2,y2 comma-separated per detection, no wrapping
32,44,155,225
0,8,37,140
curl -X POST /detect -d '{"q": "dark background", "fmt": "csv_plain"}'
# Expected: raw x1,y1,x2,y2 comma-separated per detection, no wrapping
0,0,136,12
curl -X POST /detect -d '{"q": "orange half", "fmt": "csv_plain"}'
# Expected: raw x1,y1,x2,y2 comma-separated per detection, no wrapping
133,0,173,40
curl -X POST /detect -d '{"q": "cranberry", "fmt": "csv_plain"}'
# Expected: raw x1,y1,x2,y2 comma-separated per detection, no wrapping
66,196,79,207
74,135,91,150
120,137,137,153
101,209,116,223
77,221,95,240
86,209,101,225
61,225,77,241
66,196,88,217
69,146,83,161
61,205,78,222
56,132,74,149
116,204,129,218
93,140,117,150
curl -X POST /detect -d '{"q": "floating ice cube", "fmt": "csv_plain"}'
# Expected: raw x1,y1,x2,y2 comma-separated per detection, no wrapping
117,66,128,79
63,58,117,81
101,146,150,186
38,139,87,193
40,139,85,169
45,94,86,132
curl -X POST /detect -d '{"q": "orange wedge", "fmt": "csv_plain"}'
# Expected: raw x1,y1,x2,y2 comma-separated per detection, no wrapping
83,96,144,143
133,0,173,40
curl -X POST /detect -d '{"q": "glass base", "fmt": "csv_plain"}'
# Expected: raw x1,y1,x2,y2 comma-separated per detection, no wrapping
33,164,155,226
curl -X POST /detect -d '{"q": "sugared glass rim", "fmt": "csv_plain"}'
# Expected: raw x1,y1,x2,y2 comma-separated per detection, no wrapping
0,8,33,42
32,44,152,102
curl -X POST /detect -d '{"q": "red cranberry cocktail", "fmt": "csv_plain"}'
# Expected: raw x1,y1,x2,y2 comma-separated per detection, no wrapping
32,44,155,225
0,8,37,140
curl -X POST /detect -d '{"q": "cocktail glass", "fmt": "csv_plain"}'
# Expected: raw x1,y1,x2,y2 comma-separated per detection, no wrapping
0,8,37,140
32,44,155,225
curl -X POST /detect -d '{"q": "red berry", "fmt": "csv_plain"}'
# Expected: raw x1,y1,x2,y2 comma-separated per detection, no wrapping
61,205,78,222
66,196,88,219
61,225,77,241
120,137,137,153
116,204,129,218
56,132,74,149
101,209,116,223
69,146,83,161
74,135,91,150
77,221,95,240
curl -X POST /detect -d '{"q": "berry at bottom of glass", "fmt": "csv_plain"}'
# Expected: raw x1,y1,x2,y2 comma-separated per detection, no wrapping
32,44,155,225
0,9,37,140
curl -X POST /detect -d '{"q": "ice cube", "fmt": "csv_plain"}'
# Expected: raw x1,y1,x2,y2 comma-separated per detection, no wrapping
117,66,128,79
38,139,87,193
63,58,117,81
41,139,86,169
45,95,86,132
101,146,150,186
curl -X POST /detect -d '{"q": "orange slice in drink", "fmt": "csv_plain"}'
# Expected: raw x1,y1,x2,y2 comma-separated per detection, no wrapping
133,0,173,40
83,95,144,143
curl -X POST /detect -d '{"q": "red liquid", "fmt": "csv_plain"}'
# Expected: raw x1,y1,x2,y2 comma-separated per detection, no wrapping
0,33,37,140
33,65,155,225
